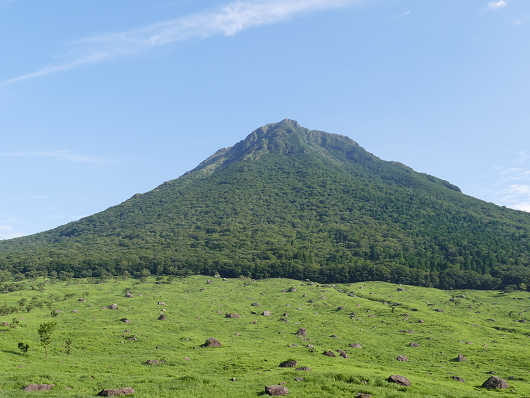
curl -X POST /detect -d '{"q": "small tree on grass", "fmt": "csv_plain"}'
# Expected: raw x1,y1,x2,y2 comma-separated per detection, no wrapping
38,321,56,358
17,342,29,355
64,337,72,355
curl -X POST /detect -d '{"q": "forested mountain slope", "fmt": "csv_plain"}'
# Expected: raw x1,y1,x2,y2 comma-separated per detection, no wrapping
1,119,529,289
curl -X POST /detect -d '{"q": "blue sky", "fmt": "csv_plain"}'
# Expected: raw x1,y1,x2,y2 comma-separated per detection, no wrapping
1,0,529,239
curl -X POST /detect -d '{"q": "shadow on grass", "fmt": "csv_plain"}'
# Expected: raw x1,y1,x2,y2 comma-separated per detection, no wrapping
2,349,25,356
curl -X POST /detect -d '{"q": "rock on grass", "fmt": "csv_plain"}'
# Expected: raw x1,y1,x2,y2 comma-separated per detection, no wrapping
387,375,411,386
23,384,55,392
265,385,288,396
201,338,222,348
97,387,135,396
482,376,509,389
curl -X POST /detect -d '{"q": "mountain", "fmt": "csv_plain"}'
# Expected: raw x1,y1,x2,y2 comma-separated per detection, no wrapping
1,119,529,289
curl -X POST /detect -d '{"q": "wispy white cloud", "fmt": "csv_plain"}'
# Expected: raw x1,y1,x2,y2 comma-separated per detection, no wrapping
0,150,107,164
1,0,359,87
488,0,508,10
398,10,412,18
512,203,530,212
0,225,25,240
495,156,530,212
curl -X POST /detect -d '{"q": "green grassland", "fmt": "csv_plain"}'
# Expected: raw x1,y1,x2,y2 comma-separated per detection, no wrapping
0,276,529,397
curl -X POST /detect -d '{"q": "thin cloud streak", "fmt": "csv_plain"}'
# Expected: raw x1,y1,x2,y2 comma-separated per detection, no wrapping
0,150,107,164
1,0,359,87
0,225,25,240
488,0,508,10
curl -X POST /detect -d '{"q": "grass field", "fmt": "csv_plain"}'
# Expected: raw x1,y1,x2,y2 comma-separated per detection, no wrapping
0,276,528,397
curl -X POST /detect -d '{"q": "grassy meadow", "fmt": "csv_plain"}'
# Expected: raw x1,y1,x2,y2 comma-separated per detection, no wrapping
0,276,528,397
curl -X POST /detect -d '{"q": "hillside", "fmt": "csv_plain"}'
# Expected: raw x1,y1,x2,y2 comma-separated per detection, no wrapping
0,119,529,289
0,276,529,397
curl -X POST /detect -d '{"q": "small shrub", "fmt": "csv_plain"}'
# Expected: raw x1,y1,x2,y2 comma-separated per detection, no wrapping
17,342,29,354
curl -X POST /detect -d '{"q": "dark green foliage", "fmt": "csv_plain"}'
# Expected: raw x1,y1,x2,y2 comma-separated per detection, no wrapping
0,120,528,289
64,336,72,355
17,342,29,354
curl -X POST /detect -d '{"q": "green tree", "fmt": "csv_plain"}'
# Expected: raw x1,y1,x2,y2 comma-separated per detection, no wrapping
17,342,29,354
38,321,56,358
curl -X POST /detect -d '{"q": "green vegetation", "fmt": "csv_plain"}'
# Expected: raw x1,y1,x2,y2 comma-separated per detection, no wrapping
38,320,56,359
0,276,528,397
0,119,529,289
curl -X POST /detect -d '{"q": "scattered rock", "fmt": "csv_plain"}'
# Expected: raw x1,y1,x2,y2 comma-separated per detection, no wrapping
23,384,55,392
397,287,404,292
72,310,79,313
108,304,118,310
409,342,420,347
157,301,166,306
323,350,336,357
355,393,372,398
482,376,509,389
294,377,304,382
97,387,135,396
287,287,297,293
396,355,408,362
1,322,9,327
202,338,222,348
262,311,272,317
337,349,348,358
350,343,362,349
295,328,306,336
337,306,344,311
330,334,337,338
158,314,167,321
78,298,85,302
125,292,133,298
231,377,237,382
265,385,288,396
225,313,241,319
418,320,425,323
206,280,212,284
296,367,311,371
517,319,526,323
251,302,259,307
434,309,444,313
387,375,411,386
145,360,165,366
455,354,467,362
120,318,130,323
451,376,465,383
279,359,297,368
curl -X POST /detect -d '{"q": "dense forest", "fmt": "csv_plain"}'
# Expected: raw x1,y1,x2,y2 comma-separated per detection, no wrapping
1,120,529,290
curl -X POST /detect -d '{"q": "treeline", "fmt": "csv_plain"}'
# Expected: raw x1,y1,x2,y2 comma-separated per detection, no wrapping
0,255,528,291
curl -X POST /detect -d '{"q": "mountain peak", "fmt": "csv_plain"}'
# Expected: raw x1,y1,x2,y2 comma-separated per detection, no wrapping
188,119,355,177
